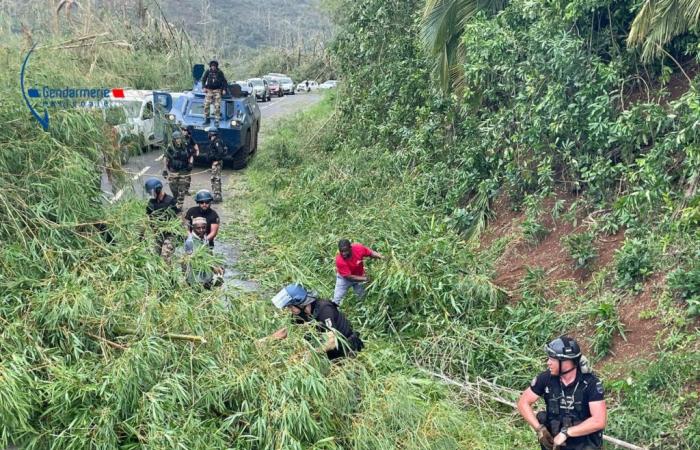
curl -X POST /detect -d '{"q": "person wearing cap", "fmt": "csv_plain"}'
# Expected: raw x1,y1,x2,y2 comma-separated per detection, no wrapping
206,127,227,203
333,239,383,306
184,216,224,288
144,178,179,259
184,190,220,249
162,130,195,211
201,60,228,126
517,336,606,450
268,284,364,360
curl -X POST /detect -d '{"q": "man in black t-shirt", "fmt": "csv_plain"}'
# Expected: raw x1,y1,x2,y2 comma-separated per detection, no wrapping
184,189,220,248
517,336,606,450
267,283,364,360
144,178,179,259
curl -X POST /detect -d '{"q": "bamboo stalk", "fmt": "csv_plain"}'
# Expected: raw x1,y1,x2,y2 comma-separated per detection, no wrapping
421,369,648,450
117,328,207,344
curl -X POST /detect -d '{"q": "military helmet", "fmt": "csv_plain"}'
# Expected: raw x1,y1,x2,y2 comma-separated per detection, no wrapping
271,283,315,309
206,126,218,135
194,189,214,203
545,336,582,361
172,130,183,140
209,60,218,67
144,178,163,195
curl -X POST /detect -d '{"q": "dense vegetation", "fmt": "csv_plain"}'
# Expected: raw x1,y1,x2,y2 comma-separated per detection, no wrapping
234,0,700,448
2,0,700,448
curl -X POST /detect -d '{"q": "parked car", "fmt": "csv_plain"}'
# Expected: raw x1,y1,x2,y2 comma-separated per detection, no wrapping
319,80,339,89
247,77,271,102
295,80,318,92
235,80,254,97
268,80,284,97
278,77,295,95
106,89,183,152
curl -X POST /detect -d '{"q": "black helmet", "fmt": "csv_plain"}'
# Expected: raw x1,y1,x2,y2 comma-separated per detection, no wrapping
172,131,182,140
209,60,218,67
144,178,163,195
545,336,582,361
194,189,214,203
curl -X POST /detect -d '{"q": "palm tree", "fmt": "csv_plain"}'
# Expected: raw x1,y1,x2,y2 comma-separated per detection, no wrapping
421,0,506,92
628,0,700,61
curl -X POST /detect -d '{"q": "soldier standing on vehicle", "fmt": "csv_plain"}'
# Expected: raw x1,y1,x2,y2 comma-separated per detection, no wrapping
517,336,607,450
144,178,179,260
206,127,226,203
333,239,383,306
201,60,228,126
162,130,194,212
184,190,220,249
267,283,364,360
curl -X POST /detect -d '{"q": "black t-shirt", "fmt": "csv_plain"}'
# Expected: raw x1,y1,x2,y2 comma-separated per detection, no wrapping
184,206,220,246
146,193,178,219
294,300,362,359
531,370,605,445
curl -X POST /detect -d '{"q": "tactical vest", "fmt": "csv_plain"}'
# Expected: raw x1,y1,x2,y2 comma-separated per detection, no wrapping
204,70,224,90
210,139,226,160
544,375,603,448
166,142,190,171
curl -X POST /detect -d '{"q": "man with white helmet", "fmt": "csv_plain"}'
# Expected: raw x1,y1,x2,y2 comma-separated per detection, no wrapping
268,283,364,360
517,336,607,450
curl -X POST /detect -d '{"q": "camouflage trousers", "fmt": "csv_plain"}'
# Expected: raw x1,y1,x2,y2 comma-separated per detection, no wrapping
167,171,191,211
211,160,223,202
203,90,222,121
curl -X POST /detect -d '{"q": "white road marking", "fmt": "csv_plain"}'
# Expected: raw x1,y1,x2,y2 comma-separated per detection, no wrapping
110,189,124,204
133,166,150,180
155,154,164,162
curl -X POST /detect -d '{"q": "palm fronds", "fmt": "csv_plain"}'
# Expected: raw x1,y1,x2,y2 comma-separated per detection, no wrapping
628,0,700,61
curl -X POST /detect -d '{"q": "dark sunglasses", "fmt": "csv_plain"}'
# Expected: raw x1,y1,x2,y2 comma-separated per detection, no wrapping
197,201,211,205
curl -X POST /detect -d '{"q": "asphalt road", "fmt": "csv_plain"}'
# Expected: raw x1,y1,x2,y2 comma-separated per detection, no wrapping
100,92,322,217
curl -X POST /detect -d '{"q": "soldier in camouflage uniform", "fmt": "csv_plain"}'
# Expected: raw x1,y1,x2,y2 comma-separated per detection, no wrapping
207,128,226,203
162,130,195,211
144,178,179,262
201,60,228,126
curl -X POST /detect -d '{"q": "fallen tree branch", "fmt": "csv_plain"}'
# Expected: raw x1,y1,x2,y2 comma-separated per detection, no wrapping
86,332,127,350
421,369,648,450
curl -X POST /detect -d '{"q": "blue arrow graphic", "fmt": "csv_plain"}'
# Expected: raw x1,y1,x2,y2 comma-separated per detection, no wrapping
20,43,49,131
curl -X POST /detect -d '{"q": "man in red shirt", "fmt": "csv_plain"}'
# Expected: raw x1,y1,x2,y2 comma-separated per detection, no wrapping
333,239,383,306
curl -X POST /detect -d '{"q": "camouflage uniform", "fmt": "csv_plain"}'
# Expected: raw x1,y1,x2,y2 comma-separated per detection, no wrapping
167,171,191,211
203,90,223,124
164,139,193,211
209,136,227,203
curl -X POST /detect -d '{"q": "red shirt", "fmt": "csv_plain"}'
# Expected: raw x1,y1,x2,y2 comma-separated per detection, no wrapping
336,243,372,277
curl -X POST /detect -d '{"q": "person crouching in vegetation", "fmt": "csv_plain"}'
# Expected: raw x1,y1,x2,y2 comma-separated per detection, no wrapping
333,239,383,306
145,177,179,260
184,217,223,288
268,283,364,360
517,336,606,450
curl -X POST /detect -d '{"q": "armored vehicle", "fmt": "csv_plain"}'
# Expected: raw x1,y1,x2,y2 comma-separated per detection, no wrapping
154,65,262,170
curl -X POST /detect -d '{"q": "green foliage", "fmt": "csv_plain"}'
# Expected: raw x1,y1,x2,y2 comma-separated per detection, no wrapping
615,238,656,291
521,197,548,244
667,264,700,316
562,231,598,270
587,295,625,358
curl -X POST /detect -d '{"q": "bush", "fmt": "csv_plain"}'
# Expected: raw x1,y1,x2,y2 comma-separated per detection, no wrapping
667,266,700,316
562,231,598,270
615,238,655,291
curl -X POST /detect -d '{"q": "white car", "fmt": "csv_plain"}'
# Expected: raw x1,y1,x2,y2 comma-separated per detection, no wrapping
247,78,271,102
105,90,182,151
277,77,295,95
295,80,318,92
319,80,338,89
235,80,254,97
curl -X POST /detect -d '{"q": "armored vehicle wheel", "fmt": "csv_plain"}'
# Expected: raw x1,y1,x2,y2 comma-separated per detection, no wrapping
231,130,251,170
251,126,259,154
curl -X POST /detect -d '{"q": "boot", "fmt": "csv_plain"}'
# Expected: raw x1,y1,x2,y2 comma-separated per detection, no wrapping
202,117,211,126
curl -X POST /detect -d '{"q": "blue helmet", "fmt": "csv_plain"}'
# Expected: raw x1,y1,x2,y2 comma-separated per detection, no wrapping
271,283,315,309
144,178,163,195
194,189,214,203
206,127,218,135
172,131,183,140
